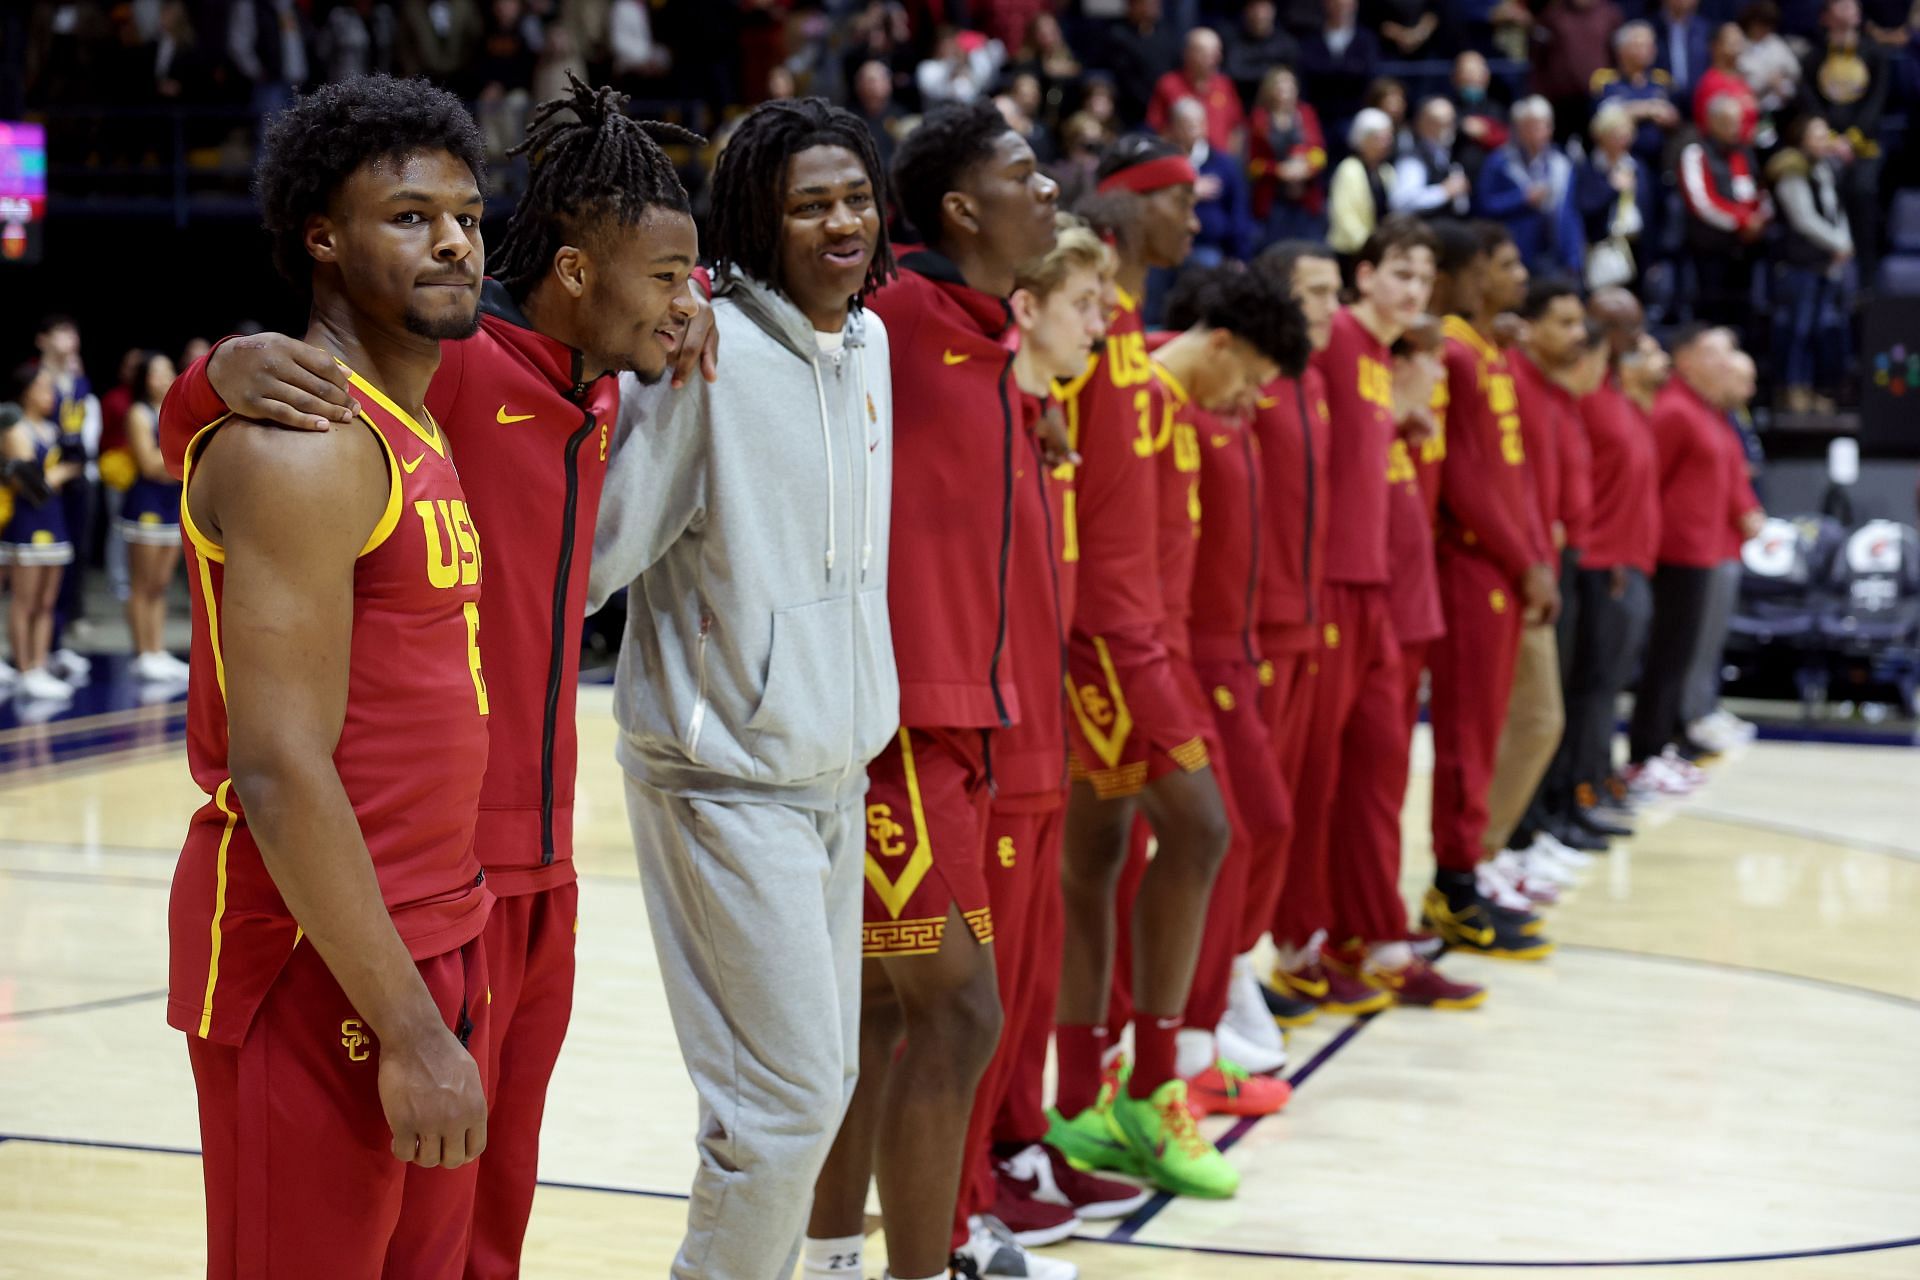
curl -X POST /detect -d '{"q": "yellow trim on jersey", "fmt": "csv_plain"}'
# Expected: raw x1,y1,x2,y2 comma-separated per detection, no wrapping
1442,315,1500,365
1055,351,1101,402
1155,362,1192,405
179,416,235,564
196,779,240,1039
359,427,404,558
341,365,446,458
1112,284,1139,316
194,553,230,701
865,729,935,921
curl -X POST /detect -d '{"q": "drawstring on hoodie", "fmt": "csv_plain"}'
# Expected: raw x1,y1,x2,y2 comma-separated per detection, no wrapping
812,360,837,576
857,345,874,580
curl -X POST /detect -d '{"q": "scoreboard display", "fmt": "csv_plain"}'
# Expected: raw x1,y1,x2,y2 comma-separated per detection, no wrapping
0,121,46,265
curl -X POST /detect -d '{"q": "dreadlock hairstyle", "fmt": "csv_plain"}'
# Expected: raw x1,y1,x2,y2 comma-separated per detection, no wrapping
489,73,702,302
255,75,485,289
891,99,1015,252
705,96,895,301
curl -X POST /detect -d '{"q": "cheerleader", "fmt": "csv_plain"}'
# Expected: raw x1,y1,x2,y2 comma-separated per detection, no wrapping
117,353,188,683
2,367,83,700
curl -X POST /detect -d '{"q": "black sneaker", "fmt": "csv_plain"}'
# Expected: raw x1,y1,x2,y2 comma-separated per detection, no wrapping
1259,982,1319,1028
1573,805,1634,839
1420,886,1555,961
1546,814,1608,853
1674,735,1721,764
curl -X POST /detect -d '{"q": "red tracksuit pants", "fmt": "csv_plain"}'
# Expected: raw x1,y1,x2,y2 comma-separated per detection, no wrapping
188,934,491,1280
1271,583,1410,950
466,880,579,1280
1428,549,1525,874
1246,634,1318,951
957,798,1067,1244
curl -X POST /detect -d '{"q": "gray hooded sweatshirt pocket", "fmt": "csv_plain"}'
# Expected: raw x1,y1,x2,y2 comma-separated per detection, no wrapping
588,273,900,807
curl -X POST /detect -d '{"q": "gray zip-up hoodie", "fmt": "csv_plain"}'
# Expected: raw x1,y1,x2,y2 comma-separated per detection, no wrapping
587,270,899,809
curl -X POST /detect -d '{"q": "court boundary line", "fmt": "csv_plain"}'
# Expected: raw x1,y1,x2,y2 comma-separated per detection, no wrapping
0,989,167,1022
4,1133,1917,1270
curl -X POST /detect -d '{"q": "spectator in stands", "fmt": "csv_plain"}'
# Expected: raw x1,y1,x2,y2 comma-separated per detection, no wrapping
998,69,1054,161
1107,0,1182,125
1079,73,1121,131
1681,93,1771,326
1373,0,1441,57
1050,110,1110,206
530,20,587,106
398,0,481,83
1300,0,1381,137
1364,76,1408,135
1477,96,1585,276
852,59,905,171
1578,104,1652,290
1653,0,1714,102
1248,65,1329,243
1393,97,1473,219
1224,0,1299,104
837,0,912,99
917,28,1007,105
228,0,312,118
1328,107,1397,254
315,0,396,83
472,0,541,161
1739,1,1803,114
1594,21,1682,176
1451,50,1510,180
1768,113,1855,411
1533,0,1626,139
1147,27,1246,151
151,0,214,101
1166,96,1254,265
1694,22,1759,141
96,347,142,606
1012,12,1083,123
1800,0,1890,271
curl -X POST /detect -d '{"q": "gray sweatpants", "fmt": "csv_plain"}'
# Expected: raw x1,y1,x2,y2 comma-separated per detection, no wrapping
1682,558,1743,725
623,775,865,1280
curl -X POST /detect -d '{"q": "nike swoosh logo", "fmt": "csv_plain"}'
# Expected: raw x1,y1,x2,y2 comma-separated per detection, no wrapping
497,406,535,424
942,350,970,365
401,454,425,474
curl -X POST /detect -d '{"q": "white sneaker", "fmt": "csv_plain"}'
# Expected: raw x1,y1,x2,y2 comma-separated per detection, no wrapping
1217,955,1287,1074
47,648,90,686
1488,849,1560,905
1517,837,1581,889
152,649,192,678
1658,747,1709,786
956,1215,1079,1279
134,650,190,683
1709,708,1757,742
1476,858,1541,912
18,666,73,701
1535,829,1595,870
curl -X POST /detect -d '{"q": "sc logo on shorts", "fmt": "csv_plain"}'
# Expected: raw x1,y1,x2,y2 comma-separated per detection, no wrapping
867,804,908,858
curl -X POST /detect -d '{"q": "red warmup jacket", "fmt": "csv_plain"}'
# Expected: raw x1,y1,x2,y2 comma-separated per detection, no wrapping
1387,432,1445,647
1067,285,1164,654
1188,404,1263,666
159,281,620,896
1651,377,1755,568
1140,354,1206,661
1314,307,1398,587
1718,417,1763,561
1559,389,1595,557
994,389,1075,805
867,252,1023,731
1437,320,1545,584
1579,377,1660,575
1253,367,1330,638
1510,348,1569,554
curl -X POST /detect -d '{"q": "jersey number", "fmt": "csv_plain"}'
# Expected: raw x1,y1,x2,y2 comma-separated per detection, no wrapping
464,601,490,715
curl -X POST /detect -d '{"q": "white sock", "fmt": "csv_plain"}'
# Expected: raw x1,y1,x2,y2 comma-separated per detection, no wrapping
1367,940,1413,972
1174,1026,1215,1078
803,1235,864,1278
1276,942,1313,973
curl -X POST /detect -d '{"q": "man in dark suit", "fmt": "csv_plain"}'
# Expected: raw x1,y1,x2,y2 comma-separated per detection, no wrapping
1652,0,1715,102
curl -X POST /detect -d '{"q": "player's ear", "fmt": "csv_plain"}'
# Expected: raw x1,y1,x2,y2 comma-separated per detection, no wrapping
304,213,338,267
1009,287,1039,329
942,190,981,240
552,244,587,299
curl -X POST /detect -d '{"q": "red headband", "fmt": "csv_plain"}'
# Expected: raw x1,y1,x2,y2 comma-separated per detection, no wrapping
1096,154,1199,195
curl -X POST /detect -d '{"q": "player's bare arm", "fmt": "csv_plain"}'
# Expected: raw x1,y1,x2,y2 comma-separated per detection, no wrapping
194,419,488,1172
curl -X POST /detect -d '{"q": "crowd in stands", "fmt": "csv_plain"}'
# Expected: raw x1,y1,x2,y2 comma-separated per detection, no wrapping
14,0,1919,407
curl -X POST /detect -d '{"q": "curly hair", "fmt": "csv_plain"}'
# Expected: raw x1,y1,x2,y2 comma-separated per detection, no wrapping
1163,266,1312,379
891,100,1013,250
490,74,703,302
255,75,486,288
706,96,894,300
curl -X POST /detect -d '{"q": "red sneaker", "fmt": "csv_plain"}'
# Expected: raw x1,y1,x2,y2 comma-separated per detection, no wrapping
1271,955,1391,1017
1365,958,1487,1010
999,1142,1151,1221
1318,943,1397,1016
987,1171,1082,1246
1185,1059,1294,1118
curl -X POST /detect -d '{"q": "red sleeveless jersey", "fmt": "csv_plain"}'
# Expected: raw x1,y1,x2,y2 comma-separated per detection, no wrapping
167,366,493,1047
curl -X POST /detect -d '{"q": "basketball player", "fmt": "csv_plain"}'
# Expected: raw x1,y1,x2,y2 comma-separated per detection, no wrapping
958,215,1154,1246
1267,217,1443,1003
1049,136,1253,1199
156,76,708,1278
2,367,81,701
166,76,494,1279
1422,222,1563,959
587,98,903,1280
805,100,1060,1280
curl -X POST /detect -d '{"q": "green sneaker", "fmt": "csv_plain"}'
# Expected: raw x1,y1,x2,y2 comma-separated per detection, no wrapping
1108,1078,1240,1198
1044,1097,1140,1176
